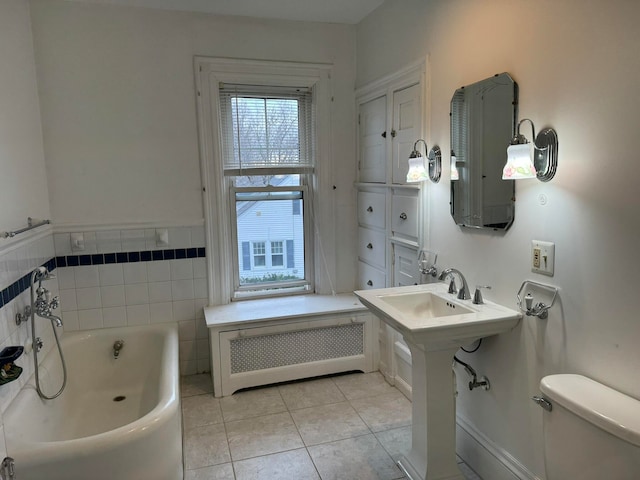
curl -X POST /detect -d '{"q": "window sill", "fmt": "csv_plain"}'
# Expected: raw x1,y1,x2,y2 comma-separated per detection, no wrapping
204,293,367,329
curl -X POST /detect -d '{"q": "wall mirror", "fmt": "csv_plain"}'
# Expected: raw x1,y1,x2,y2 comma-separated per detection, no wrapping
450,73,517,230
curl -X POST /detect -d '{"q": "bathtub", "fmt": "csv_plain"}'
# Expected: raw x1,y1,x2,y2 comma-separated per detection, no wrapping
4,323,183,480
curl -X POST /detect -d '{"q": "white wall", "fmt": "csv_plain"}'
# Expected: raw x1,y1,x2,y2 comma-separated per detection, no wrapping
0,0,54,460
0,0,50,232
357,0,640,477
28,0,358,293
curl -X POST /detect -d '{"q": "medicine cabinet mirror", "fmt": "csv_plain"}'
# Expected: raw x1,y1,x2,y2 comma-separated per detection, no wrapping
450,73,517,230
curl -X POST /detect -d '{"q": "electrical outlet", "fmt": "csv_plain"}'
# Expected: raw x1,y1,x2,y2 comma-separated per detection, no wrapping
532,247,541,269
531,240,555,276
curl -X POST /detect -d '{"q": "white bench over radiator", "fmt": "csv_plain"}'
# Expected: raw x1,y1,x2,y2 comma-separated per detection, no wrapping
205,294,377,397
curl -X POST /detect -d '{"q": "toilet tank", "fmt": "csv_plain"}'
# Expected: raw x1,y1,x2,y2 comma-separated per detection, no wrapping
539,374,640,480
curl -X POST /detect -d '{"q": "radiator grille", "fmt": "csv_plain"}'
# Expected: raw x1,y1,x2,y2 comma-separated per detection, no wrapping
230,323,364,374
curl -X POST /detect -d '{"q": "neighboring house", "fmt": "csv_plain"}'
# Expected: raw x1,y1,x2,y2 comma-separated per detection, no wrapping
235,174,305,284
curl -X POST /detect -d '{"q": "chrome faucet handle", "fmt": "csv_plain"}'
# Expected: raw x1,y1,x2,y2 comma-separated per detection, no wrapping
457,285,468,300
473,285,492,305
50,296,60,310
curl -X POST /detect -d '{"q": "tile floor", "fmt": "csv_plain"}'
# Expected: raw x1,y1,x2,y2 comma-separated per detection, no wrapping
180,372,482,480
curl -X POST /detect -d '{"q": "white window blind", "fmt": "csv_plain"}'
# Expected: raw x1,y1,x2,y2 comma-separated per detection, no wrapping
219,83,315,175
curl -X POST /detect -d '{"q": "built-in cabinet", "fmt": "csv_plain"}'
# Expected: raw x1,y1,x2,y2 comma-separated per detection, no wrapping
355,60,427,397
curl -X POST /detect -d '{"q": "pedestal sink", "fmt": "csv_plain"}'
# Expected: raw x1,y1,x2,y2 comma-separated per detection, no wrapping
354,283,521,480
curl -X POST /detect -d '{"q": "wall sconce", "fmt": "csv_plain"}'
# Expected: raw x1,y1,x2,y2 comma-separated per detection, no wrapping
407,139,441,183
502,119,558,182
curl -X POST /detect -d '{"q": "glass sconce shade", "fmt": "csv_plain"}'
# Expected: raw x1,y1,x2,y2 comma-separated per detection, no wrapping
502,143,537,179
503,118,558,181
450,155,460,181
407,156,429,182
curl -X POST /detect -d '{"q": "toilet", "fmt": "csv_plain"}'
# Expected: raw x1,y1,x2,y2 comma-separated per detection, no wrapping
538,374,640,480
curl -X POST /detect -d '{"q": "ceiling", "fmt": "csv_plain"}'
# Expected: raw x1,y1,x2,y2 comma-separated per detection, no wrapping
66,0,385,24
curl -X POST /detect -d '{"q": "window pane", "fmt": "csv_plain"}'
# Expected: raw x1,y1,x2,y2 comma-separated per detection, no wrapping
236,191,305,286
232,97,300,168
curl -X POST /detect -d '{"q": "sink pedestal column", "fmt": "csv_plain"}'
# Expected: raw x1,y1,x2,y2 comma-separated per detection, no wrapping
397,342,465,480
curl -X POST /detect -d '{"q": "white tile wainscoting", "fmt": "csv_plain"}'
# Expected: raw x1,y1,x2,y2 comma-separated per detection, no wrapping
53,225,209,375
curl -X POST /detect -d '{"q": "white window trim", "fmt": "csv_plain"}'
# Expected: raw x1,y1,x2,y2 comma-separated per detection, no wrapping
194,57,333,305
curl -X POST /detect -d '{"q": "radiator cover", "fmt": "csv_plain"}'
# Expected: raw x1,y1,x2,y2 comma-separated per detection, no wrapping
230,323,364,374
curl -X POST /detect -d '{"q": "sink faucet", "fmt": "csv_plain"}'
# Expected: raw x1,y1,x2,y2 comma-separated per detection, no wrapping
438,268,471,300
113,340,125,359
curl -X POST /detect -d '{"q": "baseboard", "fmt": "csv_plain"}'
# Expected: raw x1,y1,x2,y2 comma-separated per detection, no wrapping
456,414,542,480
394,375,412,401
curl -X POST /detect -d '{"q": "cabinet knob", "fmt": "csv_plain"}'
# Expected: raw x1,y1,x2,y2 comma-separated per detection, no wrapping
390,129,397,138
399,212,408,220
366,243,373,249
381,131,387,138
367,280,373,286
367,206,373,213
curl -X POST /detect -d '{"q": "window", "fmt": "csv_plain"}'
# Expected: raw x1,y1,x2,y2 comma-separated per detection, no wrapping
220,82,315,298
271,241,284,266
253,242,266,267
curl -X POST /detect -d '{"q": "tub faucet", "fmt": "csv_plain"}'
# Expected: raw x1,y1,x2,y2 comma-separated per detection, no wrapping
438,268,471,300
34,286,62,326
42,314,63,328
113,340,124,359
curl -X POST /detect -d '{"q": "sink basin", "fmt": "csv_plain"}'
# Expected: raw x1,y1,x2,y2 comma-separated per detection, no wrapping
376,291,473,318
354,282,521,480
355,283,521,350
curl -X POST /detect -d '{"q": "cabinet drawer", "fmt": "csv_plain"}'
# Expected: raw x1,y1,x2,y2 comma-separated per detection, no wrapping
357,191,386,229
358,261,386,290
358,227,386,268
391,193,419,241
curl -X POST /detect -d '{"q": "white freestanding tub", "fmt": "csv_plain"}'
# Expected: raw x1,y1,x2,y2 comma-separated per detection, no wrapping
4,323,183,480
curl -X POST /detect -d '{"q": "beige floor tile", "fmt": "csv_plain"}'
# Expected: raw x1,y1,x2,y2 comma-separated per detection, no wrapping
233,448,320,480
220,387,286,422
350,390,412,432
184,422,231,470
185,463,235,480
182,393,224,429
375,425,412,461
226,411,304,460
308,434,405,480
332,372,395,400
182,373,214,397
278,377,346,411
291,401,370,446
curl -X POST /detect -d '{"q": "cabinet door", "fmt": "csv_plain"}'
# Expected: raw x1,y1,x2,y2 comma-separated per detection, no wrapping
391,83,422,184
358,95,387,183
393,244,420,286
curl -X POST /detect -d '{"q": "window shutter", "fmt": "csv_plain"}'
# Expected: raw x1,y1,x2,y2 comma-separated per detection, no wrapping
286,239,294,268
219,83,314,176
242,242,251,271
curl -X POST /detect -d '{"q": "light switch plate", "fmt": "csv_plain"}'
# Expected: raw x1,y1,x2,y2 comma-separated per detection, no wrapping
531,240,555,276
